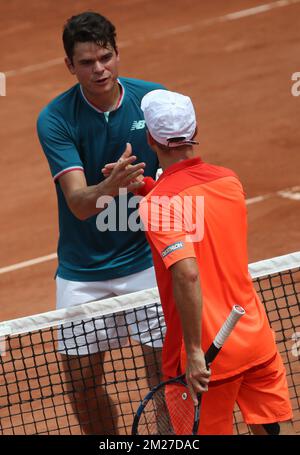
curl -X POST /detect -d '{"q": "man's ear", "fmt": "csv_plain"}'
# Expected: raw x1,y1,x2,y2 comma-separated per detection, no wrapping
147,131,155,146
65,57,76,75
146,132,160,155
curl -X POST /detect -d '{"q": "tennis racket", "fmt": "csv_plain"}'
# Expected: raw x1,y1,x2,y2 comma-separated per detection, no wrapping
132,304,245,435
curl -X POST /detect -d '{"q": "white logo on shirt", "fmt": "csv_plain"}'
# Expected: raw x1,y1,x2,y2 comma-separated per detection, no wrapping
162,242,184,258
131,120,146,131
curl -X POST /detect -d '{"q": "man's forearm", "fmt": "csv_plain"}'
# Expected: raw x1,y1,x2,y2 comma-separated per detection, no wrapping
68,179,116,220
171,260,203,358
61,154,145,221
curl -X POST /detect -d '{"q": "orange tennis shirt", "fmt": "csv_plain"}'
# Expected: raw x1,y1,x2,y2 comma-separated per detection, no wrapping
139,157,277,381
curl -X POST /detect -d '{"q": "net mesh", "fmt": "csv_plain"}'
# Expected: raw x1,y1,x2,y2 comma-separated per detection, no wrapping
0,252,299,435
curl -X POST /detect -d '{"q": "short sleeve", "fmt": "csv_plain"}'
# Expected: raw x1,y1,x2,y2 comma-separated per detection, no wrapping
139,193,197,269
37,107,84,181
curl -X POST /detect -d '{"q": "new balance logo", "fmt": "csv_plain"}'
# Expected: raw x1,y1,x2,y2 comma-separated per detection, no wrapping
131,120,146,131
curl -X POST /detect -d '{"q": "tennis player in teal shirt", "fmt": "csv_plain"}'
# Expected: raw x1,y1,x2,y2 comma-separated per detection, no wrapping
37,11,165,434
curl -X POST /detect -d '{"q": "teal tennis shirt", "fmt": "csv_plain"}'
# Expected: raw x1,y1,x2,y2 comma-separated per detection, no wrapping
37,77,165,281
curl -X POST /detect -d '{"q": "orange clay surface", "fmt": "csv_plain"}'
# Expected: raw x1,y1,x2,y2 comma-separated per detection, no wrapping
0,0,299,321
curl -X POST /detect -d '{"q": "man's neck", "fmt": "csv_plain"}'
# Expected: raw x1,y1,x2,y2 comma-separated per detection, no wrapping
158,148,195,171
82,82,121,112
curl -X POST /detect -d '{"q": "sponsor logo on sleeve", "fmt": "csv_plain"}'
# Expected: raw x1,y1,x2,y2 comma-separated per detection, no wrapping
161,241,184,258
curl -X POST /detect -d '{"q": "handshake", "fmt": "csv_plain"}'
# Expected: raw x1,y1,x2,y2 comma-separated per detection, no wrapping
101,142,160,197
101,143,146,195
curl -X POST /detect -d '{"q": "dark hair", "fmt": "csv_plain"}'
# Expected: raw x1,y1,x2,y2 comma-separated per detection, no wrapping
63,12,117,61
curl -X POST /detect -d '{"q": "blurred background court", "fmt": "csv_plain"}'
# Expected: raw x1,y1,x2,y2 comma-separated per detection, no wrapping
0,0,299,435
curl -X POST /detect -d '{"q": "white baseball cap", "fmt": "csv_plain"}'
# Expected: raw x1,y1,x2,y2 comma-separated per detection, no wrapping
141,89,198,147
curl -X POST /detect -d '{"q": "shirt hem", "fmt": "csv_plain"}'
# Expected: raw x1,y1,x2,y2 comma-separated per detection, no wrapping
56,260,154,282
53,167,84,181
244,411,293,426
209,348,278,381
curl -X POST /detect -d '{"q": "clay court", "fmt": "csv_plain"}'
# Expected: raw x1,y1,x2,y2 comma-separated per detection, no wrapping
0,0,299,435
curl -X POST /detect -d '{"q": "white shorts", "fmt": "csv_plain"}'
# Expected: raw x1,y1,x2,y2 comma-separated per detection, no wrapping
56,267,165,355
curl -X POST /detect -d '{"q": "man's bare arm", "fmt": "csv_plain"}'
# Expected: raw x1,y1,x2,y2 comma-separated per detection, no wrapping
170,257,210,403
59,145,145,220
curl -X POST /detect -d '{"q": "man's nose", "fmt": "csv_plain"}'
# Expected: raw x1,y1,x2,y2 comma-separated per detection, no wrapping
93,61,105,73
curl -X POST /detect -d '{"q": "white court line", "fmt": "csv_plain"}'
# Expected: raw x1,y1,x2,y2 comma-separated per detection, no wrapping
1,0,299,273
3,0,300,77
220,0,294,21
0,186,299,275
0,253,57,275
5,58,64,77
0,23,32,38
152,0,300,39
245,186,300,205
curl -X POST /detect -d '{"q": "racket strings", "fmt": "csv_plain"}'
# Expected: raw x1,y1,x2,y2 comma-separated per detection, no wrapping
137,388,174,434
137,383,196,435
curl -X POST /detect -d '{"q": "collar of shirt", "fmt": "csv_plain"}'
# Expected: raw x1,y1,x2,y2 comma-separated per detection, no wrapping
158,157,203,180
79,79,125,114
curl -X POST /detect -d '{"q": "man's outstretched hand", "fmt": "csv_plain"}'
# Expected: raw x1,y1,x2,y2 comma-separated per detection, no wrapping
102,143,145,195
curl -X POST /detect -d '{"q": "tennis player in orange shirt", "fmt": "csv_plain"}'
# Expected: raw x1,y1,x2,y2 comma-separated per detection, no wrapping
132,89,296,435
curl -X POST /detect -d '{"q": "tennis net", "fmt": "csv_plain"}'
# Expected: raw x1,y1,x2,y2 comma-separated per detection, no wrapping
0,252,299,435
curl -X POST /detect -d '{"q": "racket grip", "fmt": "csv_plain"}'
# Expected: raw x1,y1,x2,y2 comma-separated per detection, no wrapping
205,305,245,365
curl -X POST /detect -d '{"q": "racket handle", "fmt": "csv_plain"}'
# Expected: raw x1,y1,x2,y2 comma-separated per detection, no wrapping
205,305,245,365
